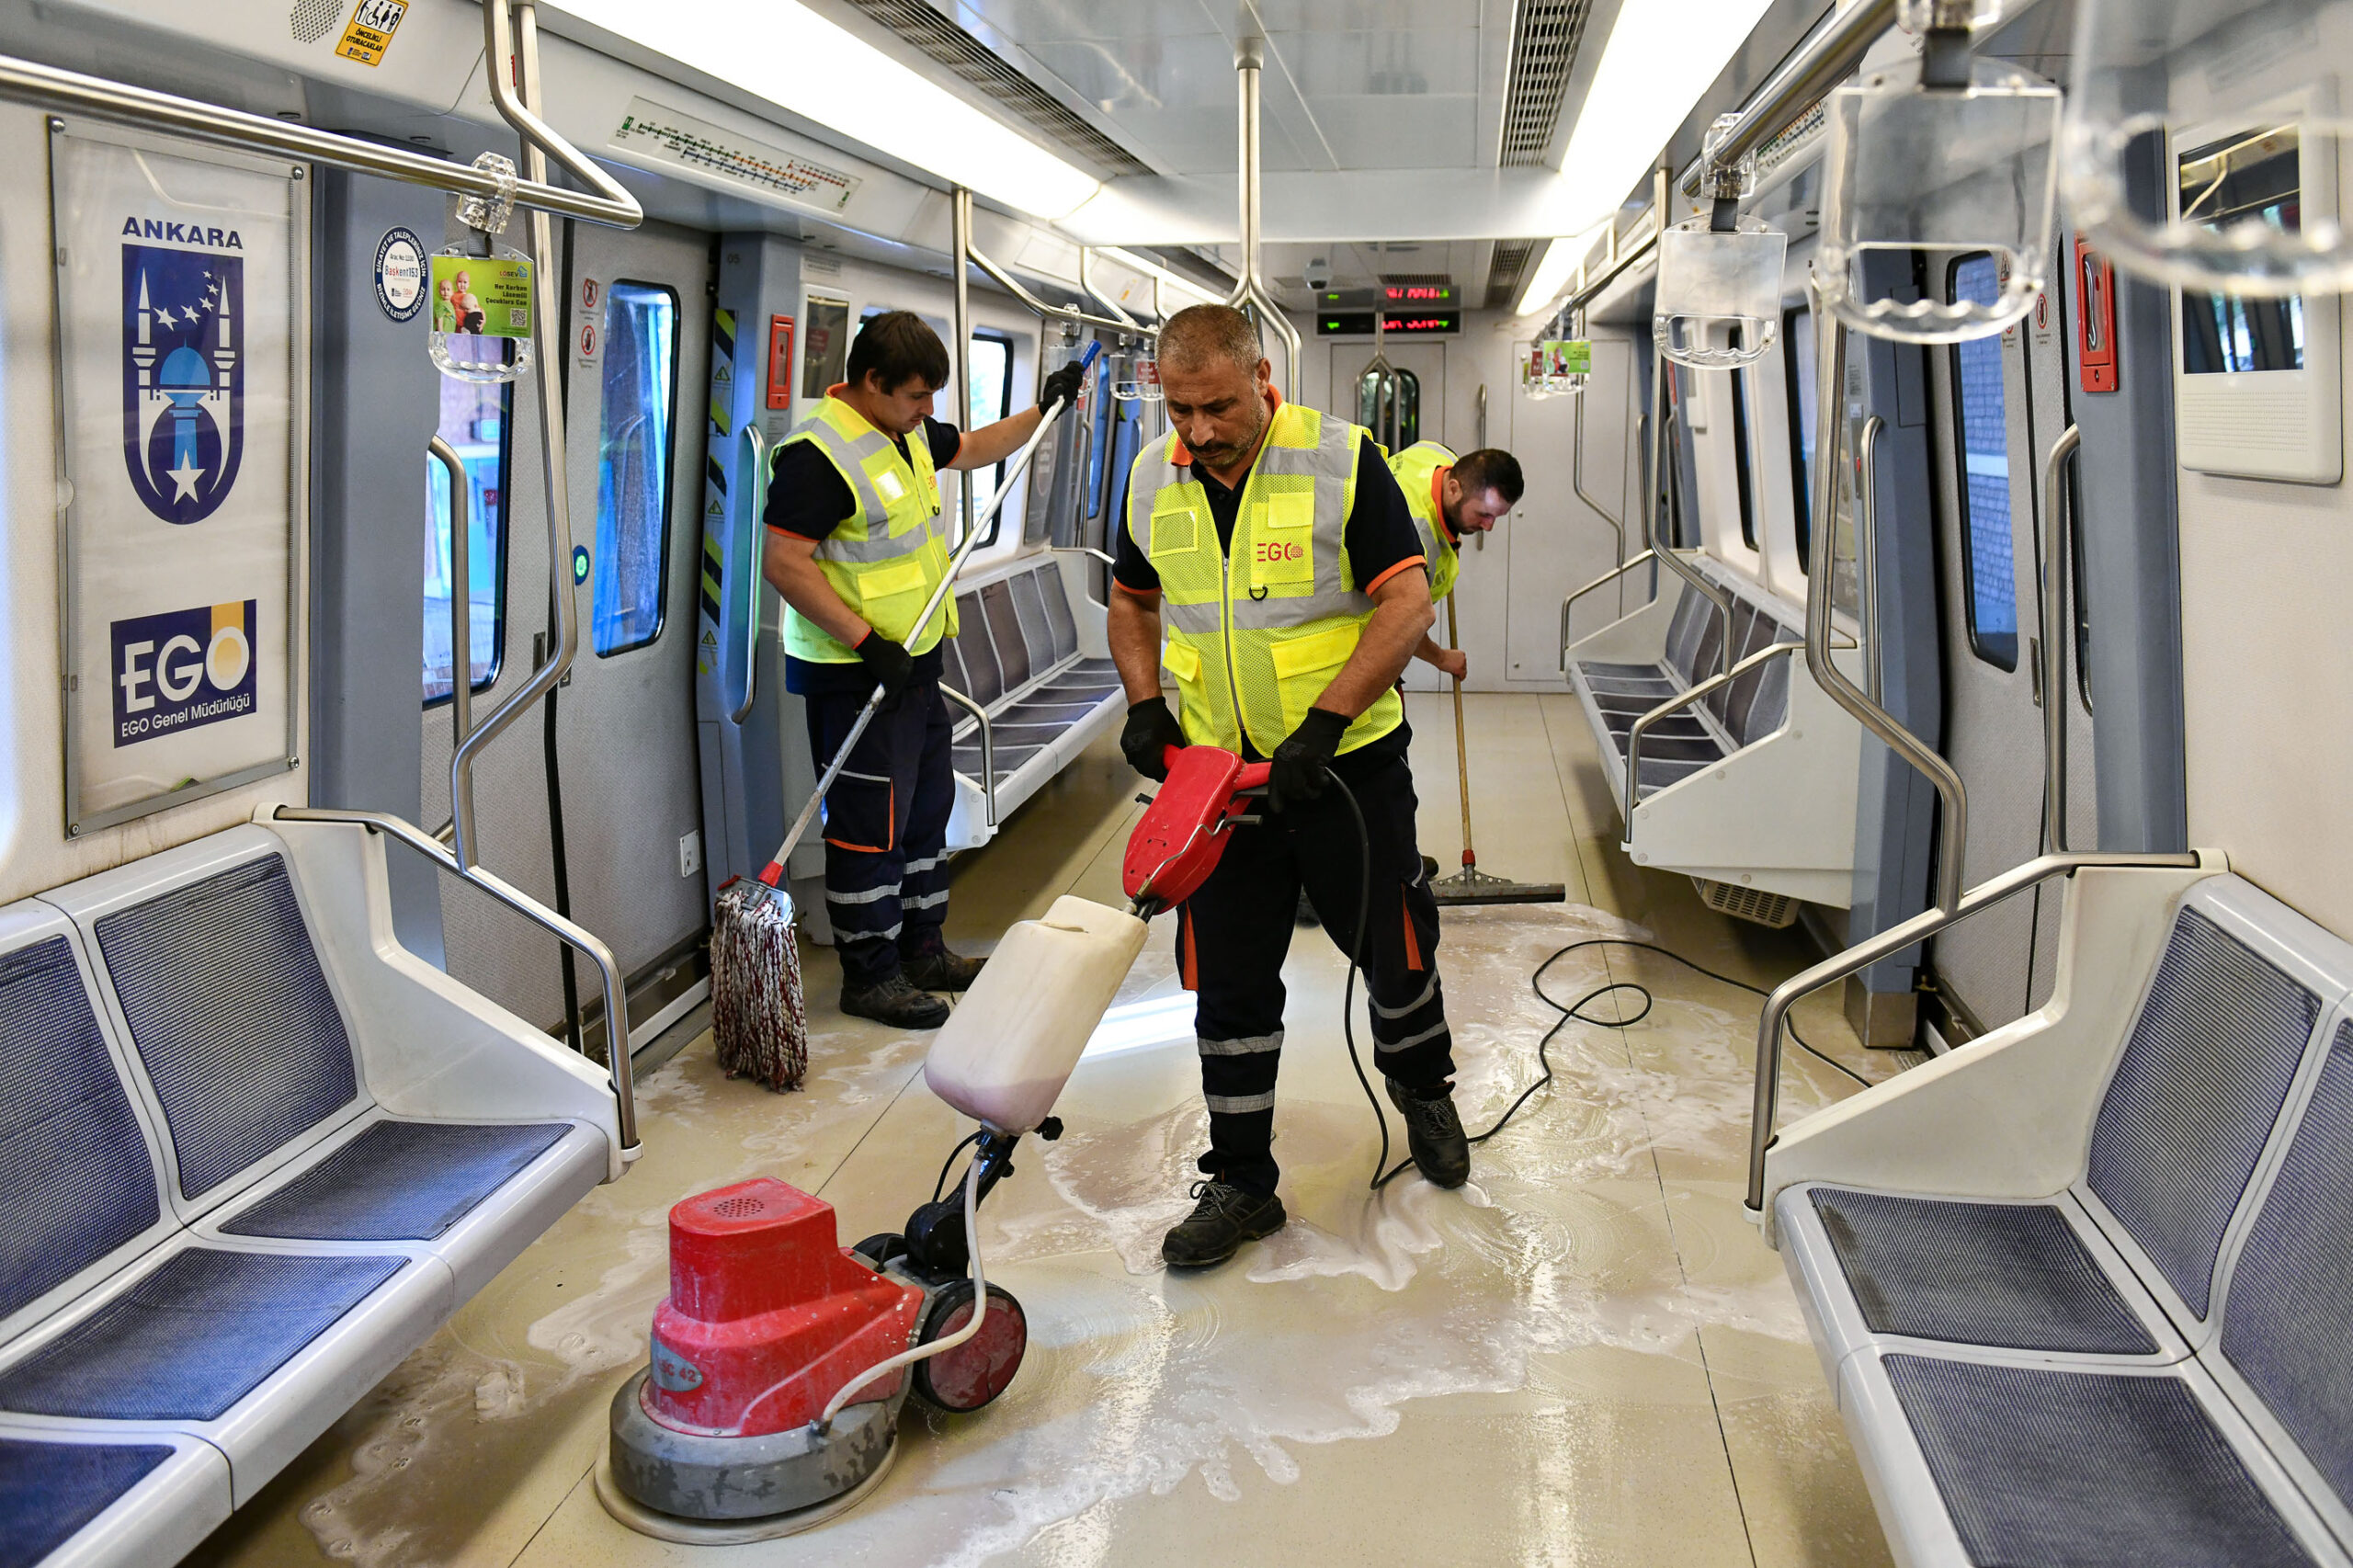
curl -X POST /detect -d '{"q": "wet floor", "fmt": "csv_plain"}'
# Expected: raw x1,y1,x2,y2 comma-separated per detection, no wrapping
190,694,1911,1568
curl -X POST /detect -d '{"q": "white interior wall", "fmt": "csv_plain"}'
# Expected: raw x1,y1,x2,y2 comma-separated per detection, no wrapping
0,103,309,907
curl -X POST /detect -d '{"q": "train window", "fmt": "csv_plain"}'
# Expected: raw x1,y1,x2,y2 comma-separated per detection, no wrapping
1947,254,2019,671
1730,329,1758,551
591,281,680,658
801,294,848,397
2179,128,2305,375
1782,304,1816,570
967,331,1016,544
423,381,511,706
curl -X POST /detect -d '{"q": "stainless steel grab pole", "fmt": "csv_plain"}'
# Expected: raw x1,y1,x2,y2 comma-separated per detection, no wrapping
964,241,1150,339
953,187,976,551
1081,247,1146,330
0,51,640,226
938,684,995,827
1858,415,1886,705
2040,425,2083,854
730,426,767,726
431,437,475,857
480,0,640,219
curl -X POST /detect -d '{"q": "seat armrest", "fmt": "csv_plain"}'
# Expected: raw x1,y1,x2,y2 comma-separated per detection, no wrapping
1761,857,2224,1244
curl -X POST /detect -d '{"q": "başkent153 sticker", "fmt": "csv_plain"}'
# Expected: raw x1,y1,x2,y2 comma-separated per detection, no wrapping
121,237,244,525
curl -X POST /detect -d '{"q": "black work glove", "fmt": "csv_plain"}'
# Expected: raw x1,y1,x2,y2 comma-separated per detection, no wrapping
1121,697,1186,781
1267,708,1349,813
854,630,915,704
1040,358,1088,415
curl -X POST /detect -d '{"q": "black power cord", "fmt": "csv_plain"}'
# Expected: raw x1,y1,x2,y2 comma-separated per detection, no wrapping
1317,767,1872,1193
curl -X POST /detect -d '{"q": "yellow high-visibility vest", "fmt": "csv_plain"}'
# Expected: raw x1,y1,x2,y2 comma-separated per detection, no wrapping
779,394,959,663
1389,439,1461,602
1126,399,1404,756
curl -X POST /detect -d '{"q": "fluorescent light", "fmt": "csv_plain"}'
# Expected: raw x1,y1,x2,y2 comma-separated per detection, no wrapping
1513,0,1782,318
1516,229,1597,318
559,0,1102,220
1102,246,1224,309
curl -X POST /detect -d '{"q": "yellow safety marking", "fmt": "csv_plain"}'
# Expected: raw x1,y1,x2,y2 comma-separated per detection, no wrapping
334,0,407,65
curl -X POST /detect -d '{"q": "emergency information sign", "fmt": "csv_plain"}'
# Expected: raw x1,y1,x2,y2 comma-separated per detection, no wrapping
50,122,303,833
335,0,407,66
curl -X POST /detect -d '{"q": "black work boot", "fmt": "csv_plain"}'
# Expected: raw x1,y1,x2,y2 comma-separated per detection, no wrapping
1384,1077,1471,1188
841,973,950,1029
1161,1180,1287,1268
901,947,986,992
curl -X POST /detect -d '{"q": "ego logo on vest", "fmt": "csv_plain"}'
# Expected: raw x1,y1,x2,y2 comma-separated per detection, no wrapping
1253,540,1305,563
111,600,258,747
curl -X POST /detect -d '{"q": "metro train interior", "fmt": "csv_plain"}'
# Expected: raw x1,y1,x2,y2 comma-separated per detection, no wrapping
1,0,2348,1562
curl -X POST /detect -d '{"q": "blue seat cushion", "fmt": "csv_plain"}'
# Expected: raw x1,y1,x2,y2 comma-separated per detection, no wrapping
0,1437,173,1568
1811,1187,2157,1355
1885,1356,2314,1567
95,856,358,1200
2221,1017,2353,1506
0,937,159,1318
221,1119,570,1241
0,1248,403,1421
2086,907,2317,1317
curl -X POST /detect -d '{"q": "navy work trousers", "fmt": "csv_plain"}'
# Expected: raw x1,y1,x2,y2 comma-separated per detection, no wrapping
1176,745,1453,1196
804,666,956,987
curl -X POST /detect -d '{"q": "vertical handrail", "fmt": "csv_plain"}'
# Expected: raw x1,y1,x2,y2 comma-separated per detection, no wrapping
478,0,639,217
729,426,767,726
1225,38,1303,387
2040,424,2082,854
1643,304,1733,671
432,439,474,842
1572,375,1628,571
1857,414,1886,705
952,187,975,551
449,0,591,880
1802,278,1969,914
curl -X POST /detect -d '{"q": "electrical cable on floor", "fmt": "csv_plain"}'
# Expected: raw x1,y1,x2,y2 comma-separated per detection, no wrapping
1317,767,1876,1193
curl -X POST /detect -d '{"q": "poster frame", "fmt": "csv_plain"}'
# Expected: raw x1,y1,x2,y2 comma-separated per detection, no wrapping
49,117,311,837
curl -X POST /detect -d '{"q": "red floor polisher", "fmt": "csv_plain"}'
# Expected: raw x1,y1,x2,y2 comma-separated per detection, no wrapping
598,747,1267,1540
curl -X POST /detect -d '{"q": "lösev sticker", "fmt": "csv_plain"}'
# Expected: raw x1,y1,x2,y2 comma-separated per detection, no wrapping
111,600,259,747
430,254,533,339
335,0,407,66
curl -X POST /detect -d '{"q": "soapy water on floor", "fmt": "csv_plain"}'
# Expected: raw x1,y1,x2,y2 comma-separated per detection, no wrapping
294,901,1864,1568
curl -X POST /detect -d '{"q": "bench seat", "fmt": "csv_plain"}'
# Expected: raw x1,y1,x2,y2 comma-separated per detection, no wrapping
1767,870,2353,1565
0,820,628,1562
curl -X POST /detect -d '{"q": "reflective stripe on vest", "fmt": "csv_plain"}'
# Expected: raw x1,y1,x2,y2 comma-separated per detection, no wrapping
1127,402,1404,757
779,396,961,663
1390,440,1460,602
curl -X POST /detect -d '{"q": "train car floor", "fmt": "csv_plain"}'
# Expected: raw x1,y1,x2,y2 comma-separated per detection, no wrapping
188,694,1905,1568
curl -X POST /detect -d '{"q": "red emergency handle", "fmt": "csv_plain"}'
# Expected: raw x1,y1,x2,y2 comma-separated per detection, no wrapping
1120,745,1269,909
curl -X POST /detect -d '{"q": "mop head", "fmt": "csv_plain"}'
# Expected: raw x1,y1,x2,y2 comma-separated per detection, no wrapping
1431,862,1566,907
711,878,809,1092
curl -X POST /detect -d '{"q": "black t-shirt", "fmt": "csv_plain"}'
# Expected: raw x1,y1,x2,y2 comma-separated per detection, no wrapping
1112,420,1424,762
766,415,962,694
764,415,962,541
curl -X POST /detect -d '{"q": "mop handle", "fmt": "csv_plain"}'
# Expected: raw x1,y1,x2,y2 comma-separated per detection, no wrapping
757,344,1101,884
1445,591,1475,868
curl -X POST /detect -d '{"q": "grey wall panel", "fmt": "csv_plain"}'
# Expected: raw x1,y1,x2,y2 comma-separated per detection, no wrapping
311,169,441,966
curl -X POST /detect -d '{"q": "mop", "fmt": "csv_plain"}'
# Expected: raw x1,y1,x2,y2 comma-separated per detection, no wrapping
1429,590,1566,907
713,343,1101,1090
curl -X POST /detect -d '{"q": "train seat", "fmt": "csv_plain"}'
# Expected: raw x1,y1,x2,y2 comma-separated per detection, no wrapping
0,822,625,1563
940,556,1123,846
1563,559,1863,908
1764,867,2353,1566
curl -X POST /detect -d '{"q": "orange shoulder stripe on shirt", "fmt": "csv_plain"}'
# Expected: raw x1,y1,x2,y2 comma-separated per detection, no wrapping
1364,555,1428,595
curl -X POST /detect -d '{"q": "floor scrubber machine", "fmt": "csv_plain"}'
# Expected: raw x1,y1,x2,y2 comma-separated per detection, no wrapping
599,746,1269,1540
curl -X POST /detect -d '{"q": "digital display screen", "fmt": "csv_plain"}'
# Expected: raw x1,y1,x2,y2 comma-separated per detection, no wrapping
2180,126,2306,374
1317,284,1458,308
1315,311,1461,336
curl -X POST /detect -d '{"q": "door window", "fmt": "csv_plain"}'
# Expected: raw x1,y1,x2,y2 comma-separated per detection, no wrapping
967,331,1014,543
1782,304,1816,571
1947,254,2019,670
591,282,679,658
424,381,510,705
801,294,848,397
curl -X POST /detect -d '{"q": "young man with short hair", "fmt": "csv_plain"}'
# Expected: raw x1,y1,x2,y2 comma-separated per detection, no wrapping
762,311,1086,1028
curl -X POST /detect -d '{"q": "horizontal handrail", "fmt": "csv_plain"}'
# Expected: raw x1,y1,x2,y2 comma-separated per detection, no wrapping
938,683,995,828
0,50,640,228
1745,847,2203,1210
274,806,639,1155
969,241,1156,339
483,0,639,222
1080,247,1149,331
1623,641,1803,800
1681,0,1898,200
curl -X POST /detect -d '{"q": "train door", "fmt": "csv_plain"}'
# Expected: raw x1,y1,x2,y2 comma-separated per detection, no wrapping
1926,246,2093,1037
1331,340,1446,449
554,220,715,1047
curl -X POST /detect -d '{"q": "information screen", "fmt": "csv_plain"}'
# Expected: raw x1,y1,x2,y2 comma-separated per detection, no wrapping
1316,310,1461,336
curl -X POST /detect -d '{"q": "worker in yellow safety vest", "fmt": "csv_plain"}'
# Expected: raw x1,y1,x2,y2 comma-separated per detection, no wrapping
1385,440,1525,681
763,311,1086,1030
1107,304,1468,1270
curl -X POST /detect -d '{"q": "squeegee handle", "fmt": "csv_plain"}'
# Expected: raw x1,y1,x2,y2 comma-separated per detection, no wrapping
757,343,1102,884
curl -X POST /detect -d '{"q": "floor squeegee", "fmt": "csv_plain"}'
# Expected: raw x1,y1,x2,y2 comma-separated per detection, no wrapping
599,746,1269,1541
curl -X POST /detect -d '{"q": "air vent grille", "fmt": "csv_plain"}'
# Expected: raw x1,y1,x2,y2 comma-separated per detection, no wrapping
1499,0,1595,168
290,0,341,44
1693,876,1799,929
838,0,1153,179
1483,240,1537,311
1380,272,1450,289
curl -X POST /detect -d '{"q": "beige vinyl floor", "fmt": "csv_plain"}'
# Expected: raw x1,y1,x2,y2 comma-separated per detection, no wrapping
190,693,1912,1568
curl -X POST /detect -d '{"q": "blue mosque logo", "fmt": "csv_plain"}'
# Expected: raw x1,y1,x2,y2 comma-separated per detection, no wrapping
121,243,242,525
